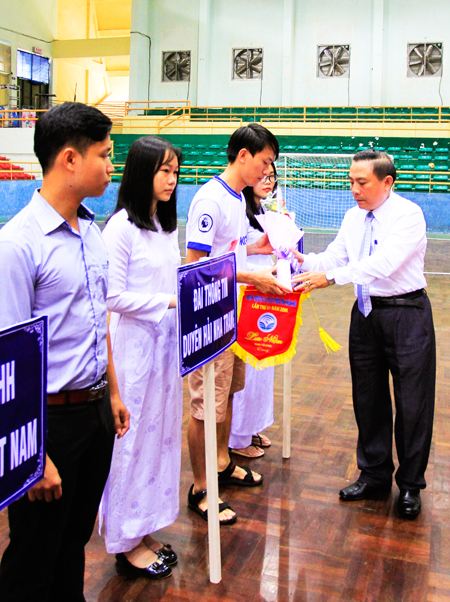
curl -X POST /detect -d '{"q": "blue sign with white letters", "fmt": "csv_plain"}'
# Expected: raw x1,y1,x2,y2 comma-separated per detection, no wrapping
177,253,237,377
0,316,47,511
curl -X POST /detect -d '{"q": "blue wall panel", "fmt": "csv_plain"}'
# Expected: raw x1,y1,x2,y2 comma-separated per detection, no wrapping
0,181,449,233
0,181,201,223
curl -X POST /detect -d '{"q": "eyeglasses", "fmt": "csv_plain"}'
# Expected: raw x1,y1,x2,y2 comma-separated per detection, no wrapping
263,174,277,183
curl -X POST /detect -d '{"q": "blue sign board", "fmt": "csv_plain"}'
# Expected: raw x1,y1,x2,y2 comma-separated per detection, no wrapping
0,316,47,511
177,252,237,377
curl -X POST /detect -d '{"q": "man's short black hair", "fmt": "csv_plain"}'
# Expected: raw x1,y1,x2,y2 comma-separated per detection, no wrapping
352,149,397,183
227,123,279,164
34,102,113,174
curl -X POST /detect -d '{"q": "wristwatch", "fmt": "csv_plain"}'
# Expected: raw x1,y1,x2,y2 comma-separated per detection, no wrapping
326,270,335,286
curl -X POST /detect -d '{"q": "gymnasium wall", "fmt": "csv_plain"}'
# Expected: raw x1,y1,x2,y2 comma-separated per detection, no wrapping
55,0,111,105
0,0,57,100
137,0,450,108
2,179,449,235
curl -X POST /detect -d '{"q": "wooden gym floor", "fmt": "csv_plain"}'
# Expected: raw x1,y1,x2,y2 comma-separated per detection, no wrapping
1,258,449,601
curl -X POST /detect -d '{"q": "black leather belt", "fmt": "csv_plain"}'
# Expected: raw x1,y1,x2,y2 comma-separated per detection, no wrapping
47,376,108,406
370,289,426,308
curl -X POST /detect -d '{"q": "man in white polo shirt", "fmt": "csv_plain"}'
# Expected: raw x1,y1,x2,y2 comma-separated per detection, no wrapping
186,123,288,525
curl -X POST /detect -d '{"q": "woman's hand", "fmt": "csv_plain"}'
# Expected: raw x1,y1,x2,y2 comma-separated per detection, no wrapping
111,393,130,439
247,233,274,256
168,294,177,308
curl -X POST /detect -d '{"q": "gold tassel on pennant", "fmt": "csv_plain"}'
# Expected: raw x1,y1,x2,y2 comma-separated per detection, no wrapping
308,294,342,354
318,327,342,354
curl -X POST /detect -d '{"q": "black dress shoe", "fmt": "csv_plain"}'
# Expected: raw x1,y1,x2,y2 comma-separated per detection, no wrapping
339,479,391,501
115,552,172,580
155,543,177,566
398,489,421,519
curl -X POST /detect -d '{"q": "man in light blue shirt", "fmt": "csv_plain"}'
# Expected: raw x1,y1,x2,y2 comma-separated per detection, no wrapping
0,102,130,602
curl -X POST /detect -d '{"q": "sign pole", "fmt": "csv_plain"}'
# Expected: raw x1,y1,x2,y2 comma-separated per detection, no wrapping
203,359,222,583
177,252,237,583
282,360,291,459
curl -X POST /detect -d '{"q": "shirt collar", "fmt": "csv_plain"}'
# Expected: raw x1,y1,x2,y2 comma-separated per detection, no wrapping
30,189,95,235
369,190,393,222
213,175,243,201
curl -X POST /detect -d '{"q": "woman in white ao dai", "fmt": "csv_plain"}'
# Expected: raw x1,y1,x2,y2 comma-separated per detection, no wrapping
101,137,182,580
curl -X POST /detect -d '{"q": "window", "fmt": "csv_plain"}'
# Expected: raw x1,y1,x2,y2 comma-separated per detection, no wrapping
0,43,11,75
17,49,50,84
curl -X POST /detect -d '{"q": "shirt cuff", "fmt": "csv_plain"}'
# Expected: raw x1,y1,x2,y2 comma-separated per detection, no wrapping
333,265,353,286
187,241,212,253
301,256,314,271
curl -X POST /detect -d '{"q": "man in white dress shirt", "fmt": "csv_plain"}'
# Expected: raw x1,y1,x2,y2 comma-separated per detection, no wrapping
293,150,436,519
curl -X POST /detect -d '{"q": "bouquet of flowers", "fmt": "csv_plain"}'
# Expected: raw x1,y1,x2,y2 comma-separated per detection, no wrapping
256,188,303,291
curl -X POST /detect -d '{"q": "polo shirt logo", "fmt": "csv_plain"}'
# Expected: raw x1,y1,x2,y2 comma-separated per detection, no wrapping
198,214,213,233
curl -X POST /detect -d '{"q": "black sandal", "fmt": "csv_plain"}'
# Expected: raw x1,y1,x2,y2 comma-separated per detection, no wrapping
218,460,264,487
252,433,271,448
187,484,237,525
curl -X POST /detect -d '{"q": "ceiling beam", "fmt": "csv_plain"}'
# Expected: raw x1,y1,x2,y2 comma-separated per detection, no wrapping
53,37,130,59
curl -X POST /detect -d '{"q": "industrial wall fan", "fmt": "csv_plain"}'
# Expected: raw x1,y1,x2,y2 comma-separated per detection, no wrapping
162,51,191,82
317,45,350,78
407,43,443,77
232,48,263,80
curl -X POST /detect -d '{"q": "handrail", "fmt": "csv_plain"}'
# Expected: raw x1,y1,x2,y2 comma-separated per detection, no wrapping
184,105,450,124
157,106,189,134
124,100,191,116
0,160,448,193
3,103,450,130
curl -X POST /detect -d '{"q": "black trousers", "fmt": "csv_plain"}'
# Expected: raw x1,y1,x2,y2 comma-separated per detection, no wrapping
0,393,115,602
349,296,436,490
